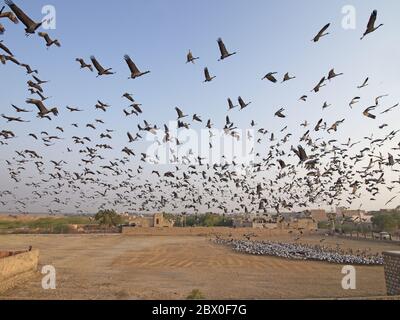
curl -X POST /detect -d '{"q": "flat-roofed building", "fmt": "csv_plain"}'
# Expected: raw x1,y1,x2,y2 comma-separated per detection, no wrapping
336,207,367,218
126,213,174,228
309,209,327,222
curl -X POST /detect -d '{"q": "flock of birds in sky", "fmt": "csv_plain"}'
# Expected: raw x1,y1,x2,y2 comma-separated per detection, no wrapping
0,1,399,217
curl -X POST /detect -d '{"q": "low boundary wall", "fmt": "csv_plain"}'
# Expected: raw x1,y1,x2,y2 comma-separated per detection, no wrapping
121,226,316,237
383,251,400,296
0,249,39,294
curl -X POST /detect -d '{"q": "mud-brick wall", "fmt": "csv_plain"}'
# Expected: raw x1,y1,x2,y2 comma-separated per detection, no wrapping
383,251,400,296
0,250,39,294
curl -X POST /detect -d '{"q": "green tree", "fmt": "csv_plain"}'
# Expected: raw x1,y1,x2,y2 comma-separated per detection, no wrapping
94,209,123,227
183,213,233,227
371,214,399,232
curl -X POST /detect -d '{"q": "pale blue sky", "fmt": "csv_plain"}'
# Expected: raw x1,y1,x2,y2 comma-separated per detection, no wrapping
1,0,400,213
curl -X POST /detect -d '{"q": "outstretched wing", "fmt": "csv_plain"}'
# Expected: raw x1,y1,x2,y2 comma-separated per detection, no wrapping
11,104,20,112
268,74,277,83
127,132,134,141
26,99,46,113
217,38,228,56
314,23,330,40
204,67,210,79
124,55,140,74
36,100,46,113
5,0,35,28
32,75,41,83
320,23,330,34
175,107,183,118
0,10,19,23
90,56,104,72
298,146,308,161
367,10,377,31
38,32,51,44
0,42,13,56
5,54,19,65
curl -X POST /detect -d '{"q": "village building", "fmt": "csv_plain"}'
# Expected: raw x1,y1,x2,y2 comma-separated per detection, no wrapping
336,207,366,218
125,213,174,228
309,209,328,222
233,212,317,231
278,212,318,231
336,207,373,224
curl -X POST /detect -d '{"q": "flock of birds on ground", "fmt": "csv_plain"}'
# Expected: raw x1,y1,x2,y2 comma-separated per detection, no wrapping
0,1,399,218
213,237,384,265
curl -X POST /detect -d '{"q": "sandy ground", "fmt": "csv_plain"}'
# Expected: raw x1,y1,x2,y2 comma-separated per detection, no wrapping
0,232,399,300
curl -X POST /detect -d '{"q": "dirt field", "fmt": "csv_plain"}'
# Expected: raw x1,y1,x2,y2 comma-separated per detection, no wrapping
0,230,399,300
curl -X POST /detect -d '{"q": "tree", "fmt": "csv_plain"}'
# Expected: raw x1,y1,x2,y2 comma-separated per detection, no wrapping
371,214,399,232
327,212,337,235
94,209,123,227
179,213,233,227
